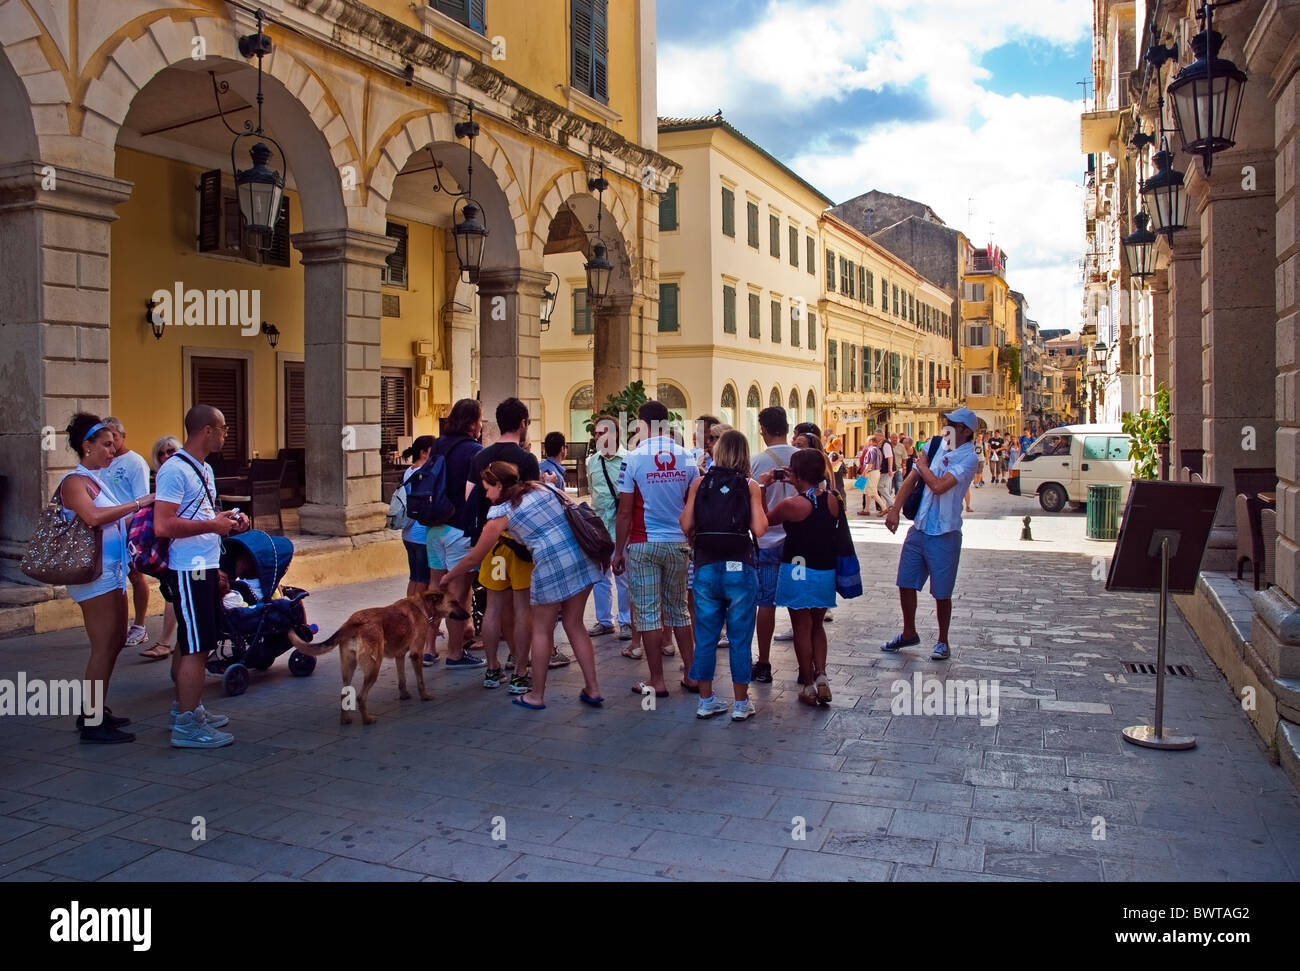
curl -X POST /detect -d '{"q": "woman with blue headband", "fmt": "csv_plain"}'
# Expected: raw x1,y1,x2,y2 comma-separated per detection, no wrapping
58,413,155,743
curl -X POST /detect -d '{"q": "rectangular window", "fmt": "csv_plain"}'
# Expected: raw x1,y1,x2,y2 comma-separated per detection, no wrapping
769,214,780,258
862,346,870,391
881,281,888,314
659,182,678,232
839,257,849,296
573,288,593,334
658,282,679,332
789,226,799,267
828,339,838,391
969,372,987,396
380,366,413,456
381,221,409,289
721,187,735,237
963,281,986,301
843,341,853,392
747,202,760,248
966,324,989,346
893,285,900,316
806,237,815,275
283,361,305,450
770,300,781,342
570,0,609,103
909,294,915,323
858,265,866,303
723,284,737,333
748,292,761,338
191,357,247,464
847,261,856,299
808,310,816,350
432,0,486,33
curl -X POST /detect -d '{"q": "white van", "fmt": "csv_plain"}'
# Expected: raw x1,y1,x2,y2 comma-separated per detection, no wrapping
1007,424,1135,513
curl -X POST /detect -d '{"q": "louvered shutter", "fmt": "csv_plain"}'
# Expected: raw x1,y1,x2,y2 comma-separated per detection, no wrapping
748,293,760,338
658,283,678,332
469,0,486,33
266,196,291,268
383,222,408,287
659,182,678,231
770,300,780,343
808,311,816,350
747,203,758,248
721,188,735,237
198,170,222,252
591,0,608,102
433,0,470,26
723,285,736,333
571,0,593,95
284,362,306,450
192,357,246,463
380,368,411,455
789,226,798,267
825,249,835,289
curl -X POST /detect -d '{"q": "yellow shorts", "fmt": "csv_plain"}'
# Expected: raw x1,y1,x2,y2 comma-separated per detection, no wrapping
477,539,533,591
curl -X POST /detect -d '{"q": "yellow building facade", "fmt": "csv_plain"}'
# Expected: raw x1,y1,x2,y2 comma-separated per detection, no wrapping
819,213,957,458
960,246,1019,432
0,0,673,541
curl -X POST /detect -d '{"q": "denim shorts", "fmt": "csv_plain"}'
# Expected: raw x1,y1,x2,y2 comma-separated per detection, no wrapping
896,526,963,600
755,545,782,607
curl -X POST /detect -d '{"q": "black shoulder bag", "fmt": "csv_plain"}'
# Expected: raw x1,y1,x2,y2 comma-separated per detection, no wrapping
902,436,945,521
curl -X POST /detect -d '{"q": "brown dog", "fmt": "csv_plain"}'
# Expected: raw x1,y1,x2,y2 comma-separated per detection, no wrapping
297,590,470,725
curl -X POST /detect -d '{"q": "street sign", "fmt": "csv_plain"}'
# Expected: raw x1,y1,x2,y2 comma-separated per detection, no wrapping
936,379,951,390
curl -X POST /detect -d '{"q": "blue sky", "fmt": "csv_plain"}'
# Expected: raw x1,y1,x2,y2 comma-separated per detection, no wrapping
656,0,1093,329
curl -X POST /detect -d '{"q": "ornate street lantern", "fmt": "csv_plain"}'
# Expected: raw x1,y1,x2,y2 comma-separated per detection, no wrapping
430,105,490,283
539,271,560,330
260,321,280,349
585,165,614,307
1167,4,1248,176
1140,148,1188,237
1123,211,1159,281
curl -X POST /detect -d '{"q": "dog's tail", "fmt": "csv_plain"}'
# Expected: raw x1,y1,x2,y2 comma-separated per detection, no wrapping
291,623,349,656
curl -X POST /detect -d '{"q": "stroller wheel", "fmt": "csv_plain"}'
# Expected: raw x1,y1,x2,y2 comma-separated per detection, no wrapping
222,663,250,696
288,650,316,677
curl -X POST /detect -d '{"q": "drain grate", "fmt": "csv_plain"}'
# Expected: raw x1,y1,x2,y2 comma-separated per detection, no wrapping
1123,662,1195,678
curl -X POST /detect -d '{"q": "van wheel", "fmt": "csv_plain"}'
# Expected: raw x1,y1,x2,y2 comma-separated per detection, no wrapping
1039,483,1067,513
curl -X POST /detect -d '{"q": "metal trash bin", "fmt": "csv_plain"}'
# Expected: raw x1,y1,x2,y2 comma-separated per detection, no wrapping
1086,484,1122,541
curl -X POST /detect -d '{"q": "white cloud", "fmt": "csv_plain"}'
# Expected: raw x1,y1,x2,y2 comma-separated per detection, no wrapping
659,0,1092,329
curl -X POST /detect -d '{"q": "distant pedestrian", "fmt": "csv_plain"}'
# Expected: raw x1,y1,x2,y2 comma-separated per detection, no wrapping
540,432,567,486
586,414,633,644
692,414,722,473
399,435,439,662
1019,426,1034,455
891,433,907,494
988,429,1005,483
100,418,153,650
681,429,767,720
878,433,896,504
765,448,842,706
882,409,980,661
973,433,986,487
857,434,889,516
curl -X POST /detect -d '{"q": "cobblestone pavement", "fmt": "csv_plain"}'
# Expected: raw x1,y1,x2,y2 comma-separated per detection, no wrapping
1,486,1298,882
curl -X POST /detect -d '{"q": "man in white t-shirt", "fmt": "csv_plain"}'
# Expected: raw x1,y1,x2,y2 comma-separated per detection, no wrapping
748,406,797,684
613,400,698,696
101,418,154,648
154,404,248,749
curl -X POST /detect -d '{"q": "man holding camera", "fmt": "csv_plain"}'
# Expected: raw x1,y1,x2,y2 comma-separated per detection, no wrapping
881,408,980,661
749,406,797,683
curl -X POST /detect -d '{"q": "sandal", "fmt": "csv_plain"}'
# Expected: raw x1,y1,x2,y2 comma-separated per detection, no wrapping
621,645,644,660
139,642,172,661
631,681,669,698
798,685,820,707
661,643,677,657
680,680,700,694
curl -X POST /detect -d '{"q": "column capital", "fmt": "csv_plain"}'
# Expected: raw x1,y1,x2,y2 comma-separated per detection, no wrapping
594,291,634,315
476,266,552,296
0,162,132,220
1148,268,1170,294
291,227,397,268
1191,148,1275,210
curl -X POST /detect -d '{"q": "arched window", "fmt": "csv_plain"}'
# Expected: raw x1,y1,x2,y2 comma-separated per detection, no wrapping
747,385,761,408
806,389,816,425
568,384,593,445
769,386,781,408
746,384,762,450
657,382,687,412
788,388,799,414
720,383,737,428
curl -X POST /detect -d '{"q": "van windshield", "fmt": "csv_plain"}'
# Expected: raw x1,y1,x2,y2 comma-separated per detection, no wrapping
1022,433,1072,460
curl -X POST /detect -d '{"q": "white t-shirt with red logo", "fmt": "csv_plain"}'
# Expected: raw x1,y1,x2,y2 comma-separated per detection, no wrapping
616,435,698,544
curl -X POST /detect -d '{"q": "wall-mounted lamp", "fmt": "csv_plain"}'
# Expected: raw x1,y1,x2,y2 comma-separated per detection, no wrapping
261,321,280,349
539,271,559,331
145,299,165,341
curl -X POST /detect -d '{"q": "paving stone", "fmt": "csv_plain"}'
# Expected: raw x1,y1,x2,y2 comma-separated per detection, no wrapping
39,836,170,880
555,819,655,858
888,809,969,842
302,856,424,882
935,842,986,871
776,848,892,881
969,818,1034,850
984,851,1103,881
495,854,671,882
630,829,787,879
821,832,937,865
387,836,519,880
313,823,424,863
192,834,332,877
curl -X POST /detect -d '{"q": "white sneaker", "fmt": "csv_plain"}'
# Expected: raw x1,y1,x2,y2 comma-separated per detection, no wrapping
169,703,229,729
731,700,756,721
170,711,234,748
774,630,795,642
125,624,148,647
696,696,731,719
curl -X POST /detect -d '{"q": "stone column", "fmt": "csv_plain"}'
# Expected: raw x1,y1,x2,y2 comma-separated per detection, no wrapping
476,266,548,442
1148,269,1170,399
0,163,131,547
1166,202,1203,476
442,238,477,405
593,291,636,409
1196,141,1277,569
291,228,396,537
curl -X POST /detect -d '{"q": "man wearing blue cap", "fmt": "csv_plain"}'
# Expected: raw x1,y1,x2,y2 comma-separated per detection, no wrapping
881,408,980,660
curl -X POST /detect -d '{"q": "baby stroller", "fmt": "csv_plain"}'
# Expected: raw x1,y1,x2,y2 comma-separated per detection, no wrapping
209,529,318,696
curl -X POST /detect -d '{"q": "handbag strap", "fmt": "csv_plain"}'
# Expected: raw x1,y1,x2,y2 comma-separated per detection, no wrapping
599,456,617,498
173,451,216,516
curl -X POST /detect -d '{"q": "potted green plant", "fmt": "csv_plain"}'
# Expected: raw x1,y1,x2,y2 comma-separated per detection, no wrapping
1120,385,1171,480
584,380,683,444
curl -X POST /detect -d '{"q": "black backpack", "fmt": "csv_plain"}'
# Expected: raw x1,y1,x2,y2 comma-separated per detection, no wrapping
693,467,752,542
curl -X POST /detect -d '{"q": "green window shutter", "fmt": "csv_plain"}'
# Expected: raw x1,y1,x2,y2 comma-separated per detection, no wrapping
866,270,874,306
721,187,735,237
881,281,888,313
825,249,835,291
848,260,856,298
769,214,780,257
858,266,866,303
381,220,407,287
591,0,608,102
571,0,593,95
839,257,849,295
770,300,781,343
723,285,737,333
659,182,678,231
828,339,837,391
748,292,761,338
791,304,800,346
747,203,759,248
789,226,798,267
808,311,816,350
658,283,679,332
806,237,815,275
863,346,872,390
573,287,592,334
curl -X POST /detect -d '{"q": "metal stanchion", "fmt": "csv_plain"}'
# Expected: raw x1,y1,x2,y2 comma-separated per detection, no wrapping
1122,536,1196,750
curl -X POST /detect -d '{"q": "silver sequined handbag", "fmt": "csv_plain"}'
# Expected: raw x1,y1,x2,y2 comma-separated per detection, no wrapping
20,489,102,586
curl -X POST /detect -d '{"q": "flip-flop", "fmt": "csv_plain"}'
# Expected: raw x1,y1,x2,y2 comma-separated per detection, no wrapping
139,643,171,661
579,690,605,706
631,682,669,698
680,680,700,694
511,696,546,710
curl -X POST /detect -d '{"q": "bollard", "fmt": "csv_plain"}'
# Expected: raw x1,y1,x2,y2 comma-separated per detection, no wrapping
1020,516,1033,541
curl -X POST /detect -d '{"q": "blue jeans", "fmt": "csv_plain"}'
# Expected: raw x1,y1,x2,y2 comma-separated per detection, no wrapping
688,561,758,685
